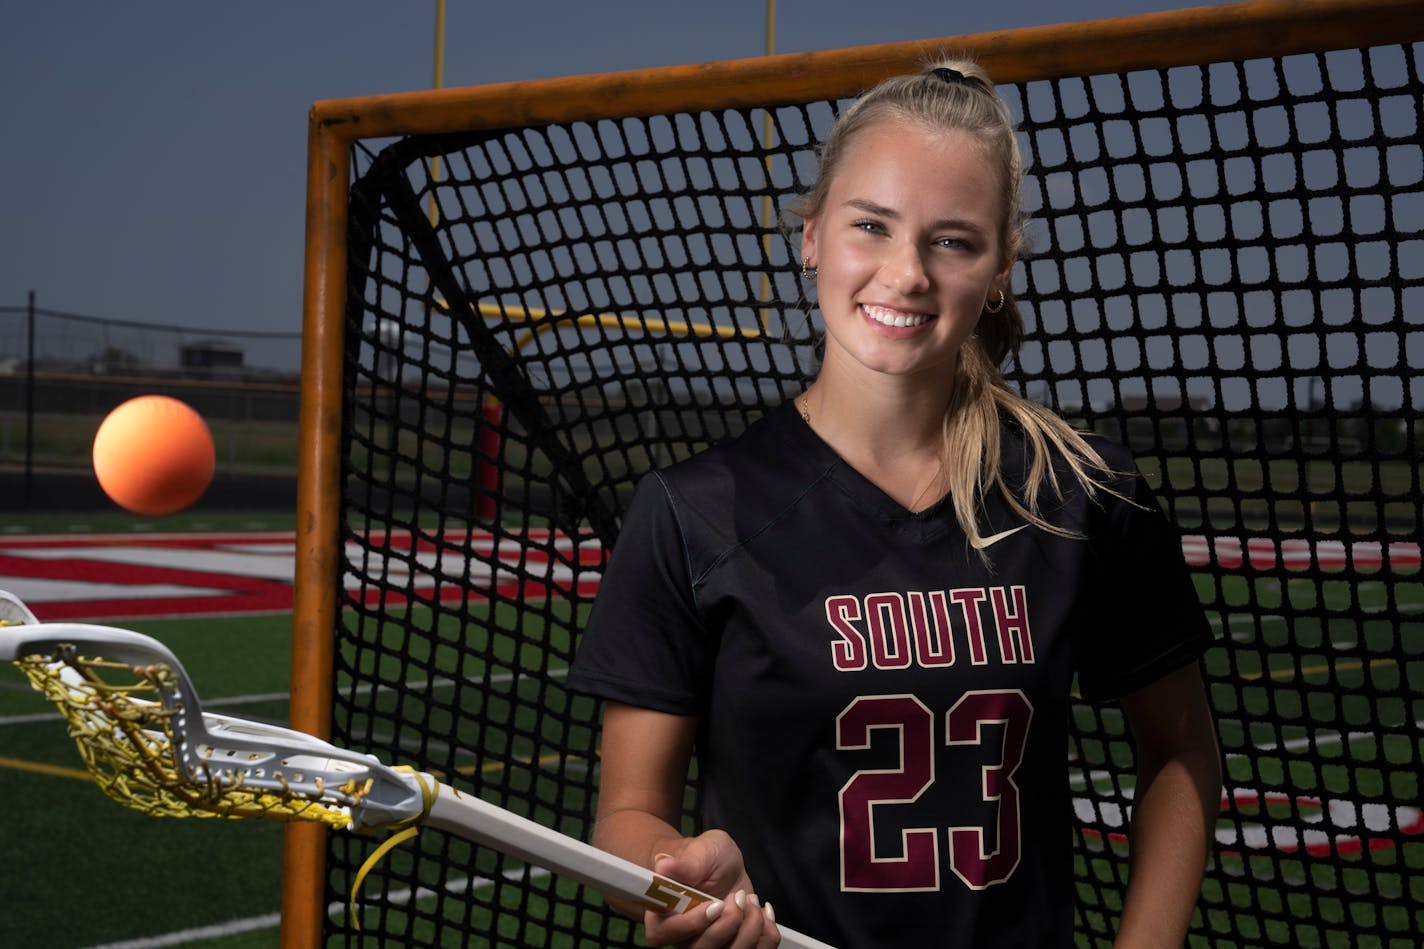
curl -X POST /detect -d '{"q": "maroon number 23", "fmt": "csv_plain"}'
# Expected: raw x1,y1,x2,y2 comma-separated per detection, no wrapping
836,690,1033,892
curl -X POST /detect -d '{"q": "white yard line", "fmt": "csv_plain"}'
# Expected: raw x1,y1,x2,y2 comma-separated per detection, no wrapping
81,866,552,949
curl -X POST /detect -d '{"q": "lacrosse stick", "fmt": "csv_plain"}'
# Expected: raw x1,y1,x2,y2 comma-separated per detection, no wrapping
0,591,835,948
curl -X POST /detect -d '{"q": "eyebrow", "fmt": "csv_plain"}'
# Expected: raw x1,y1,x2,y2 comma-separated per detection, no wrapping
843,198,990,235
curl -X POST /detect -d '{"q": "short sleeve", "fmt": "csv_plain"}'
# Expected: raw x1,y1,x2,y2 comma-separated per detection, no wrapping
566,472,713,715
1072,468,1215,702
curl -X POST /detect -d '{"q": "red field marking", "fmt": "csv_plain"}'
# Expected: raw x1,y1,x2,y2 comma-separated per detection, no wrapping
1181,535,1421,573
1074,787,1424,859
7,529,1416,622
1215,788,1424,859
0,530,605,621
0,534,297,620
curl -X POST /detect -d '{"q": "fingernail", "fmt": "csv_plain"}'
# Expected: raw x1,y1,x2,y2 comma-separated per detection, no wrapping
653,852,674,863
764,901,776,924
734,890,746,910
704,899,725,922
748,893,760,908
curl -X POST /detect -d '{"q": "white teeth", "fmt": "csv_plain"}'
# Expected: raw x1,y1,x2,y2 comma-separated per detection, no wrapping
862,304,932,328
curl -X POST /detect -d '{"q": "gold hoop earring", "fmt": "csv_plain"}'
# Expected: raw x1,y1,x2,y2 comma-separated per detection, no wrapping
801,258,818,279
984,289,1006,314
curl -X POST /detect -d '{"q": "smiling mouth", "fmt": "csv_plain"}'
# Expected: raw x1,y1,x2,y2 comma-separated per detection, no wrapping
861,303,936,328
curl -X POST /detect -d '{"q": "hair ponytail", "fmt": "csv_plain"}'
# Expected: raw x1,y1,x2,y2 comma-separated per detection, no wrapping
796,59,1125,553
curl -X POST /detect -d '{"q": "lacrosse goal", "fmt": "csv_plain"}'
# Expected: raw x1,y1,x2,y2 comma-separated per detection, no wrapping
291,1,1424,944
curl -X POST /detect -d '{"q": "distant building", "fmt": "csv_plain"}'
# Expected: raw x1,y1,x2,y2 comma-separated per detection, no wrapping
181,340,244,376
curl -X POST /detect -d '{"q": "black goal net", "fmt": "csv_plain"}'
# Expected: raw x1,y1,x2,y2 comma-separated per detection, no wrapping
317,27,1422,949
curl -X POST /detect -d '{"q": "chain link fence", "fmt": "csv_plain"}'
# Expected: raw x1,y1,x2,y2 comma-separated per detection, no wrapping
0,298,303,510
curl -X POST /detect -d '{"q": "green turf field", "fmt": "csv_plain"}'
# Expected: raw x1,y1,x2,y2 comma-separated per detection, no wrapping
1,543,1417,946
0,600,624,949
0,612,293,948
1072,572,1424,947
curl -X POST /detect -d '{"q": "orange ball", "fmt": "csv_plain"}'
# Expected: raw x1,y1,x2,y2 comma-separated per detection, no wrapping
93,396,215,516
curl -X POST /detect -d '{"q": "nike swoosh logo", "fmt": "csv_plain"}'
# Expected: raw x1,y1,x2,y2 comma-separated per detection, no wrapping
969,525,1029,550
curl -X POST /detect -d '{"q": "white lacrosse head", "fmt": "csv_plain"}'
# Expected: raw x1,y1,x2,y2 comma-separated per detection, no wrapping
0,590,39,626
0,593,429,831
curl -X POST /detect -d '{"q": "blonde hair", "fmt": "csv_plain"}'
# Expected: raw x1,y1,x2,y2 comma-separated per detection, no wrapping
795,59,1119,552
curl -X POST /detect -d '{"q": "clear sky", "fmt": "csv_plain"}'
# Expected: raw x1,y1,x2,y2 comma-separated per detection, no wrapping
1,1,1226,370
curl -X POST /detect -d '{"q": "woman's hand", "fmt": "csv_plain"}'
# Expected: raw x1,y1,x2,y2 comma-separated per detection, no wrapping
589,704,781,946
641,830,781,949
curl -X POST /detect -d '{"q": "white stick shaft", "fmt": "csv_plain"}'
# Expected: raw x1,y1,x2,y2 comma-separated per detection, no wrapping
423,784,839,949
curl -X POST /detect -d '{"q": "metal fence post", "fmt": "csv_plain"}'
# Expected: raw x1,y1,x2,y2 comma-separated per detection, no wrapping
24,290,35,506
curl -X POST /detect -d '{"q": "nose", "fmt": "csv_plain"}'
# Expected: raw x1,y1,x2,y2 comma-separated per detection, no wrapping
879,240,931,294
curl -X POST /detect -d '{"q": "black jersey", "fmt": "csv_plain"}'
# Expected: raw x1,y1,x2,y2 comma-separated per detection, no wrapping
569,400,1212,948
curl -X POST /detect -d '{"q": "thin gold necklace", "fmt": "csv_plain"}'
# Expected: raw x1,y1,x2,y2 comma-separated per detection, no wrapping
909,463,946,512
799,392,943,512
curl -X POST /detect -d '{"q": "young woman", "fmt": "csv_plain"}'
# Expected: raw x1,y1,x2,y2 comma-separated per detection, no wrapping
569,60,1221,949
